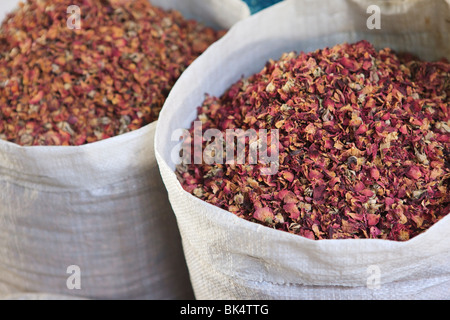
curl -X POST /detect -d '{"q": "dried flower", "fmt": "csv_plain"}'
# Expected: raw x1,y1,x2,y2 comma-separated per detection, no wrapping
176,40,450,241
0,0,224,146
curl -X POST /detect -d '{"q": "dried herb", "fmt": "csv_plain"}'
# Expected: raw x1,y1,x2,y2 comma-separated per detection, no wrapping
0,0,224,146
176,40,450,241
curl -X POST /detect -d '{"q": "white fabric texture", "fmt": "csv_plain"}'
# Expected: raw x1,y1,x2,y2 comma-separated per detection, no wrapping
155,0,450,300
1,293,89,300
151,0,250,29
0,0,250,300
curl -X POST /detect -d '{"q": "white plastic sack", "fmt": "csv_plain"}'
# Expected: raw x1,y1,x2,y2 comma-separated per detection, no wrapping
155,0,450,300
0,0,249,300
151,0,250,29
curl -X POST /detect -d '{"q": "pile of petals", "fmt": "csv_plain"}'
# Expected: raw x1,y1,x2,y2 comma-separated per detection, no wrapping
176,40,449,241
0,0,224,145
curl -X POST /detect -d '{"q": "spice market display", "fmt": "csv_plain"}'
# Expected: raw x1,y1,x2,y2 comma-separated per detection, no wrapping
176,40,450,241
0,0,224,146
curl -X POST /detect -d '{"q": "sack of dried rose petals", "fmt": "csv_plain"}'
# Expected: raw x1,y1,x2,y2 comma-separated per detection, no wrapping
0,0,249,299
155,0,450,299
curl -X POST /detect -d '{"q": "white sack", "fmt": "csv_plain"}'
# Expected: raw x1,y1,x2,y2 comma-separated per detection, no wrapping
151,0,250,29
155,0,450,300
0,0,249,300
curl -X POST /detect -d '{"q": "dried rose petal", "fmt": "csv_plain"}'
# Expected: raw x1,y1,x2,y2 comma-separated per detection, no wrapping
406,166,422,180
283,203,300,220
370,167,380,180
282,171,295,182
254,207,275,223
367,214,380,226
29,90,44,104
